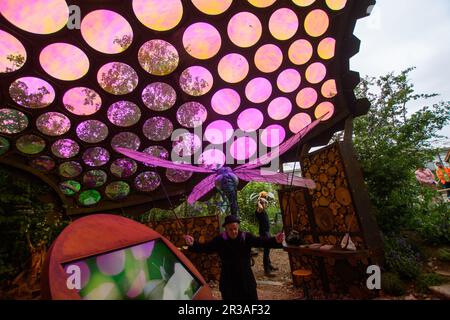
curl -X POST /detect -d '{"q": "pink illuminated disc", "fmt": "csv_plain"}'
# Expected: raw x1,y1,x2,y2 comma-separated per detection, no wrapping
40,43,89,81
211,89,241,115
292,0,316,6
10,77,55,109
228,12,262,48
304,9,329,37
261,124,286,148
289,113,312,134
306,62,327,84
63,87,101,116
247,0,277,8
237,108,264,132
176,102,208,128
321,79,338,98
138,40,179,76
107,101,141,127
198,148,226,169
277,69,301,93
205,120,234,144
296,87,318,109
218,53,249,83
269,8,299,41
183,22,221,60
36,112,70,137
245,78,272,103
132,0,183,31
254,44,283,73
81,10,133,54
230,137,257,161
289,39,313,65
268,97,292,120
315,102,334,120
192,0,233,15
97,62,138,95
180,66,213,96
318,37,336,60
326,0,347,10
0,30,27,73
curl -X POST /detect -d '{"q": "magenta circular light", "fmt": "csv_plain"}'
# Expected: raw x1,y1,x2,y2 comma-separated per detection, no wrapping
166,168,193,183
40,43,89,81
107,101,141,127
218,53,249,83
81,10,133,54
176,102,208,128
138,40,179,76
58,161,83,178
133,0,183,32
111,158,138,178
211,88,241,115
289,39,313,65
296,87,318,109
321,79,338,98
143,117,173,141
143,146,169,167
269,8,299,41
51,139,80,159
230,137,257,161
9,77,55,109
83,147,110,167
228,12,262,48
237,108,264,132
97,250,125,276
192,0,233,15
0,29,27,73
204,120,234,144
268,97,292,120
97,62,138,95
198,148,226,169
63,87,102,116
142,83,176,111
315,102,334,120
277,69,301,93
180,66,213,96
76,120,109,143
306,62,327,84
318,37,336,60
261,124,286,147
0,108,28,134
135,171,161,192
254,44,283,73
183,22,221,60
111,132,141,151
36,112,70,137
245,77,272,103
172,133,202,157
289,113,312,133
248,0,277,8
0,0,69,34
305,9,329,37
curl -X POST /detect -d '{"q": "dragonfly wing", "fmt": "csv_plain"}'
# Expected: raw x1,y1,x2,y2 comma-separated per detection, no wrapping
187,174,218,204
115,147,213,173
236,169,316,189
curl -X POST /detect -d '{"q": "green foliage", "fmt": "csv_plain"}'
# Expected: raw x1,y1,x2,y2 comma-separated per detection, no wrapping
0,165,69,283
354,68,450,234
416,273,446,294
239,220,259,235
411,200,450,245
381,272,406,296
384,235,422,280
237,182,280,233
437,248,450,262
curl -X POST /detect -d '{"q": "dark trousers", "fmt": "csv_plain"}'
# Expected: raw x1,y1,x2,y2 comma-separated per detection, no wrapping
260,231,271,271
445,182,450,197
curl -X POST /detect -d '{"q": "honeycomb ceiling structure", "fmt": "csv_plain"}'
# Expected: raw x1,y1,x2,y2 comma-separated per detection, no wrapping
0,0,375,215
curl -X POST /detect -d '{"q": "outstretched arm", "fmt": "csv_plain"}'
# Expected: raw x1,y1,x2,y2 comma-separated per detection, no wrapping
246,232,285,249
184,235,220,253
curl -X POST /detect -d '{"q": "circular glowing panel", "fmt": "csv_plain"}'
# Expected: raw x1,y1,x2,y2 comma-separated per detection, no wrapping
138,40,179,76
228,12,262,48
245,78,272,103
269,8,299,41
254,44,283,73
247,0,277,8
315,102,334,120
261,125,286,147
204,120,234,145
318,37,336,60
296,87,318,109
277,69,301,93
81,10,133,54
142,82,176,111
304,9,329,37
0,109,28,134
9,77,55,109
268,97,292,120
180,66,213,96
289,39,313,65
237,108,264,132
52,139,79,159
0,30,27,73
321,79,337,98
36,112,71,136
211,89,241,115
63,87,101,116
176,102,207,128
306,62,327,84
218,53,249,83
230,137,257,160
192,0,233,15
132,0,183,31
326,0,347,10
97,62,138,95
108,101,141,127
289,113,312,133
183,22,221,60
40,43,89,81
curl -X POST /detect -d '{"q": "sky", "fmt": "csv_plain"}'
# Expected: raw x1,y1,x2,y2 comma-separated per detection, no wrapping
350,0,450,147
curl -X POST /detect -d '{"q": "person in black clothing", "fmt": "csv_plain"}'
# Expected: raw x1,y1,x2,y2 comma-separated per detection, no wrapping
255,191,278,276
184,215,284,300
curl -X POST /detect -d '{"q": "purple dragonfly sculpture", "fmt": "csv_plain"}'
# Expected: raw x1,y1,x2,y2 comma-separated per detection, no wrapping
115,116,325,216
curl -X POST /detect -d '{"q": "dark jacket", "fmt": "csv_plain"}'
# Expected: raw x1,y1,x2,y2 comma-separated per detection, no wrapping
255,209,270,235
189,231,281,300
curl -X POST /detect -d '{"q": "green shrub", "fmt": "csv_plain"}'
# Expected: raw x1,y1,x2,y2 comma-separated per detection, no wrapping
384,236,422,279
437,248,450,262
411,201,450,245
239,219,259,235
416,273,446,294
381,272,406,296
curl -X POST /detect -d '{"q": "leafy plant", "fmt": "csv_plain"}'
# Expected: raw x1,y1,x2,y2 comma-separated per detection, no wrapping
384,235,422,280
416,273,446,294
437,248,450,262
381,272,406,296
